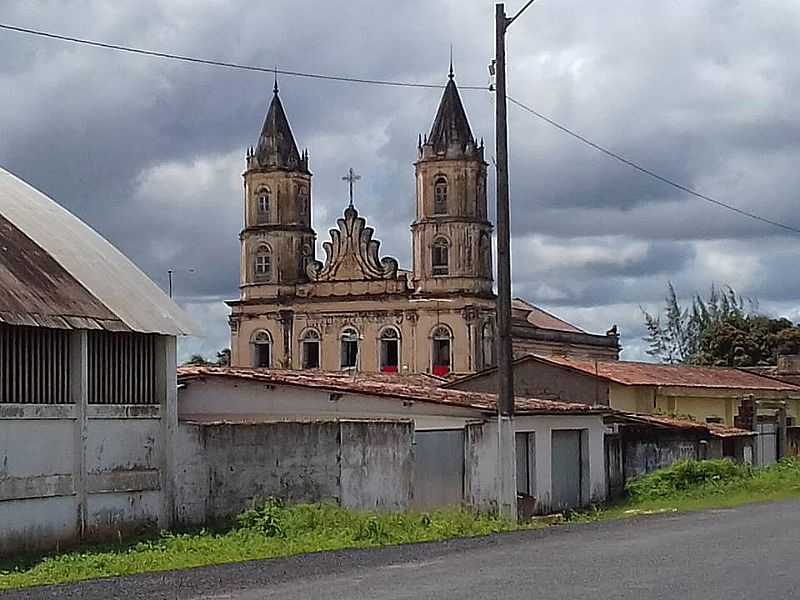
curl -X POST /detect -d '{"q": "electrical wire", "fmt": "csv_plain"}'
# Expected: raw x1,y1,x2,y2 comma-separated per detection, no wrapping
506,95,800,235
2,21,798,234
0,23,488,91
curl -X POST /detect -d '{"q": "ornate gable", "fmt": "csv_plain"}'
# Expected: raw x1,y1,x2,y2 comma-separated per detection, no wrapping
307,206,399,281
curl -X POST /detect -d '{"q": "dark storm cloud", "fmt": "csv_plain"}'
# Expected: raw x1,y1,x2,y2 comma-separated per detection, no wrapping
2,0,799,359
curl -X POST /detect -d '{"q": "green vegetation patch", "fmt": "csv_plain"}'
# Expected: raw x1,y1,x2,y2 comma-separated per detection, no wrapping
602,458,800,518
0,502,527,591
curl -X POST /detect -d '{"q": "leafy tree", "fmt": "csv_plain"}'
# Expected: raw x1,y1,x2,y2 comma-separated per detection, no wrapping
642,283,750,364
215,348,231,367
642,283,800,366
183,354,211,366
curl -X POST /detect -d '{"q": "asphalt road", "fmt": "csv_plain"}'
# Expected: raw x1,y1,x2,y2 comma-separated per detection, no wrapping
6,500,800,600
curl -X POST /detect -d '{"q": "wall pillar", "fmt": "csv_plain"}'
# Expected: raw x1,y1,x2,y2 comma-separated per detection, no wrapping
69,330,88,539
156,335,177,530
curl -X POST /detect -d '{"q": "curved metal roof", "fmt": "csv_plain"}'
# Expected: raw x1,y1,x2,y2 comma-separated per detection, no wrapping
0,167,195,336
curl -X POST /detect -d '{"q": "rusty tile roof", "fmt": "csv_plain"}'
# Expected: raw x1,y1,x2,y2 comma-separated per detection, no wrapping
608,412,756,438
177,366,609,415
0,167,195,334
531,355,800,392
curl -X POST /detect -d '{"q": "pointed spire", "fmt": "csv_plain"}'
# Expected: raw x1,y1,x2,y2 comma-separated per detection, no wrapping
254,84,305,172
449,44,454,80
426,69,475,156
273,65,279,94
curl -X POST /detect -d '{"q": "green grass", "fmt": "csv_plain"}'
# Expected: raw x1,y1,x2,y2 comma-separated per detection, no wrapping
590,458,800,521
0,503,531,591
4,460,800,591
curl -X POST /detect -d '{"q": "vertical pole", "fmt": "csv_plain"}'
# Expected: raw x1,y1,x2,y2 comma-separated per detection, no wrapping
168,270,173,299
495,2,517,519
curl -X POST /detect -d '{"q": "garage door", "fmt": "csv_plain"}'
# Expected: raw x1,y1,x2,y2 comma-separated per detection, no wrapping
413,430,464,509
551,429,582,510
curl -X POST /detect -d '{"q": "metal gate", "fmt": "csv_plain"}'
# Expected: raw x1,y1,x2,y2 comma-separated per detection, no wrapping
551,430,583,510
756,422,778,466
605,434,624,499
515,432,536,497
413,429,465,509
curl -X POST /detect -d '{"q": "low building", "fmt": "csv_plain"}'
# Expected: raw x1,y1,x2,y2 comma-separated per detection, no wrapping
177,366,610,514
448,354,800,426
0,167,194,556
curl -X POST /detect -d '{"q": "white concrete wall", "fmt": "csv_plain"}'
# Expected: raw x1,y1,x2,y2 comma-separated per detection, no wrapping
0,406,78,555
174,419,414,526
465,415,607,514
0,333,177,557
178,377,482,431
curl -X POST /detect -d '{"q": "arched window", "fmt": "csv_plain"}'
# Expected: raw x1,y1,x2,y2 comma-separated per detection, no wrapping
254,246,273,281
340,327,360,370
301,243,313,275
251,330,272,368
433,177,447,215
481,321,495,369
379,327,400,373
257,187,270,222
298,185,308,217
432,238,449,276
300,329,320,369
431,325,452,377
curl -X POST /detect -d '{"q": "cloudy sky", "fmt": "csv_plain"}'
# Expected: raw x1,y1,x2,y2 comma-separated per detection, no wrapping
2,0,799,362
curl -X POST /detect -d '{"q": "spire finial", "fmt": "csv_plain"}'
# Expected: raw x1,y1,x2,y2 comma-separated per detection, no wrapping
449,44,454,79
273,66,279,94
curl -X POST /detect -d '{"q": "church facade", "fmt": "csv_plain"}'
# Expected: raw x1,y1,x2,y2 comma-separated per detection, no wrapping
227,73,620,376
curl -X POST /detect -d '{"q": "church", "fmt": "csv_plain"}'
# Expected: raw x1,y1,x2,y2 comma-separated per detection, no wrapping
227,70,620,376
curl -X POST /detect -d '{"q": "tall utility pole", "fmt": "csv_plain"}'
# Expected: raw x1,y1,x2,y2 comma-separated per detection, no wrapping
495,0,536,519
495,1,516,520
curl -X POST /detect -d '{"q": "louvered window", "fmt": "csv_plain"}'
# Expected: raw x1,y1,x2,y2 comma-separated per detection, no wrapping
0,324,70,404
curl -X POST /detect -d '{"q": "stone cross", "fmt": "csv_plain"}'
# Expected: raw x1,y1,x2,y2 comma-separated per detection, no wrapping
342,167,361,208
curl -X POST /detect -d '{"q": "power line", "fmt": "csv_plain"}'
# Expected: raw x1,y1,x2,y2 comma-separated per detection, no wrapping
507,95,800,235
2,21,798,235
0,23,489,91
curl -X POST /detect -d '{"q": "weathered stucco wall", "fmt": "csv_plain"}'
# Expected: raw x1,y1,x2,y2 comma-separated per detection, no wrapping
0,410,78,556
622,434,699,481
0,405,169,556
174,419,414,526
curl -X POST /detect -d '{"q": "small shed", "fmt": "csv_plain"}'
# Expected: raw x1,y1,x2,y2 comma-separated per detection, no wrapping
0,167,194,555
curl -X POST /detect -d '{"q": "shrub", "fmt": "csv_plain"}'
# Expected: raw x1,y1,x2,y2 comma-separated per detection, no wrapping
626,459,751,501
236,498,285,537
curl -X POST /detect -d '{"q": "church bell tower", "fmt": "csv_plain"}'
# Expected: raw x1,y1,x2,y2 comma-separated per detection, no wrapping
411,68,493,297
240,82,316,298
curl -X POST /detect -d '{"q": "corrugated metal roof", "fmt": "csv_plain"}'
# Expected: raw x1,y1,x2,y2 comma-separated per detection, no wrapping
0,167,195,335
532,355,800,391
177,366,609,415
0,214,123,329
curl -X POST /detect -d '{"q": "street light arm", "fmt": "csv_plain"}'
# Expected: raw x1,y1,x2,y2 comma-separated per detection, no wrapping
506,0,538,29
